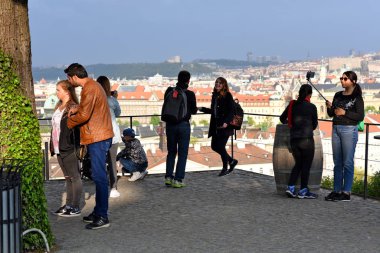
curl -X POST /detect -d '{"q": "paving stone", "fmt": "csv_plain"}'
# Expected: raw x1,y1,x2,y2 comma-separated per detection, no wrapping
45,170,380,253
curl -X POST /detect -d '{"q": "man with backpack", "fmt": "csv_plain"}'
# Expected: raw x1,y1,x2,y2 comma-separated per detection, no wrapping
161,70,198,188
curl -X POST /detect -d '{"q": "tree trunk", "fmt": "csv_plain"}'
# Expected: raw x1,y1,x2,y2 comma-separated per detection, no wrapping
0,0,35,111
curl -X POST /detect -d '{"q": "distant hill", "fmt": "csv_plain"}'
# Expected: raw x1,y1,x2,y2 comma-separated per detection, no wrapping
32,59,279,81
32,62,216,81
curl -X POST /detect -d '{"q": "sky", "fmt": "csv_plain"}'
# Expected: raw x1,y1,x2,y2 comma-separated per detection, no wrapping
29,0,380,67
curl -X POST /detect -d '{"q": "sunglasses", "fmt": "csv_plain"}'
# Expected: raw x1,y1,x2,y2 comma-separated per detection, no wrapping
340,77,349,81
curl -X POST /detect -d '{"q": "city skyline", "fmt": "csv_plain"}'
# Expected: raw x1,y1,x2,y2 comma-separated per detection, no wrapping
29,0,380,67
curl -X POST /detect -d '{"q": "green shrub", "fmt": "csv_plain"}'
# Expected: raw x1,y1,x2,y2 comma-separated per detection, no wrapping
0,50,54,250
368,171,380,198
321,171,380,199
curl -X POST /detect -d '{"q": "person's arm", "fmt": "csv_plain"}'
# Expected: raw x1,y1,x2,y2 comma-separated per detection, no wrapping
67,87,95,128
199,107,212,114
188,91,198,115
312,104,318,130
280,105,289,124
223,92,234,126
112,97,121,117
326,93,337,117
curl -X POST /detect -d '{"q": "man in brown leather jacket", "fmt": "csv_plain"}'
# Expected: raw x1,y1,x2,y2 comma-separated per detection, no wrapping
65,63,114,230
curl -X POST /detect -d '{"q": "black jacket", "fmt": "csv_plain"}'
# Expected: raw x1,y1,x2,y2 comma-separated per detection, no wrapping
280,100,318,139
50,102,80,158
327,91,364,125
201,91,234,137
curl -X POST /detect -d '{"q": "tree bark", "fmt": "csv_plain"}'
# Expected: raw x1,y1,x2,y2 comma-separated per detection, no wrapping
0,0,35,111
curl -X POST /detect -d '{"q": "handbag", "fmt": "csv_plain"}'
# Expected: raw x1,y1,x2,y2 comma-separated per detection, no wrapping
358,120,364,132
76,145,87,161
72,127,86,161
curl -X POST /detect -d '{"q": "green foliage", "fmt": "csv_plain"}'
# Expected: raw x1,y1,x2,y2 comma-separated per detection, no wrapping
0,50,54,250
247,116,255,126
150,114,160,126
257,116,273,131
190,136,198,146
33,62,215,80
132,120,140,127
321,171,380,198
368,171,380,198
365,105,378,114
199,119,209,126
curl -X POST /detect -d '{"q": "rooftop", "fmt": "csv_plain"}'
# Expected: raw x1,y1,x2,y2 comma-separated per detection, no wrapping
45,170,380,253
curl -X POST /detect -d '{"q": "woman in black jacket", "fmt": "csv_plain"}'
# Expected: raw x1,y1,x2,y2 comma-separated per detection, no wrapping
280,84,318,199
324,71,364,202
199,77,238,176
50,80,82,216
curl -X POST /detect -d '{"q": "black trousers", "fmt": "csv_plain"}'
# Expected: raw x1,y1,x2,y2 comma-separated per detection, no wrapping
288,137,315,189
211,129,233,169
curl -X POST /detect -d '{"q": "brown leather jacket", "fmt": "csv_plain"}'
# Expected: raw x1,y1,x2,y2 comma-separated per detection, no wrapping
67,78,114,145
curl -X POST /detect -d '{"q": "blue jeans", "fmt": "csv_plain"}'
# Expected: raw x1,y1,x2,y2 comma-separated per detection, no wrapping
165,121,191,181
87,138,112,218
332,125,358,192
119,158,147,173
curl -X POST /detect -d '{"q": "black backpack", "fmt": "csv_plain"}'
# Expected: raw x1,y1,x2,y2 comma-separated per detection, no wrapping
229,101,244,130
161,87,187,124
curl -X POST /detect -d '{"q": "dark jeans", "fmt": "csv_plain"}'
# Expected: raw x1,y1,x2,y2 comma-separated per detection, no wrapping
211,129,233,168
88,138,112,218
119,158,147,173
288,137,315,189
165,121,191,181
57,152,83,208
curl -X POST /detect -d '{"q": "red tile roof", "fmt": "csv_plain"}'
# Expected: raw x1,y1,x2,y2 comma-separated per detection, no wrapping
145,144,272,169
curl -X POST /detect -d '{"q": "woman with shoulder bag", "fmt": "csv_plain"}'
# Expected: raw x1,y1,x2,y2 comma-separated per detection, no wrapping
50,80,83,216
199,77,238,176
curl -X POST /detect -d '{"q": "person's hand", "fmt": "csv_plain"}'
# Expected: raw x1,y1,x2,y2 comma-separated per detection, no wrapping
325,100,332,108
221,123,228,128
334,107,346,116
68,107,79,117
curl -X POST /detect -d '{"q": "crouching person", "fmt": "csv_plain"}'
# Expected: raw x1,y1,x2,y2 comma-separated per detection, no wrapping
116,128,148,181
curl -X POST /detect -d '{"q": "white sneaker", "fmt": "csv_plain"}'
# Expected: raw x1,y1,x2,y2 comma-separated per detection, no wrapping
109,188,120,198
140,170,148,180
128,172,141,182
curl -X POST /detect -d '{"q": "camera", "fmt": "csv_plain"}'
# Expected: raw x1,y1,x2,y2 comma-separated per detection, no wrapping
111,90,118,97
306,71,315,79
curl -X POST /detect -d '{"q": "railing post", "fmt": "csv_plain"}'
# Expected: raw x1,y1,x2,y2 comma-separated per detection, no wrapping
129,116,133,129
364,123,369,200
44,142,50,181
231,132,234,159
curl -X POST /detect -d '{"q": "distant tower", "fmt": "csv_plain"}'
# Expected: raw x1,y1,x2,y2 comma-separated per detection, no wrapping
360,60,369,76
349,49,355,57
247,52,254,62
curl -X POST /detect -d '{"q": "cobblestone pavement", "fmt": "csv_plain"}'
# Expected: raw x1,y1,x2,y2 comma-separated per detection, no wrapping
44,170,380,253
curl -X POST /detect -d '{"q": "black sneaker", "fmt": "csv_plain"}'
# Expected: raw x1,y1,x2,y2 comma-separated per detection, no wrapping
218,168,228,177
227,159,238,174
52,205,67,215
85,216,110,230
325,191,339,201
83,212,97,223
335,192,351,202
59,207,81,217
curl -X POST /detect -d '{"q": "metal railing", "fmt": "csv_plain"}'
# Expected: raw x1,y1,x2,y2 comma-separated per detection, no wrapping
38,112,380,199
